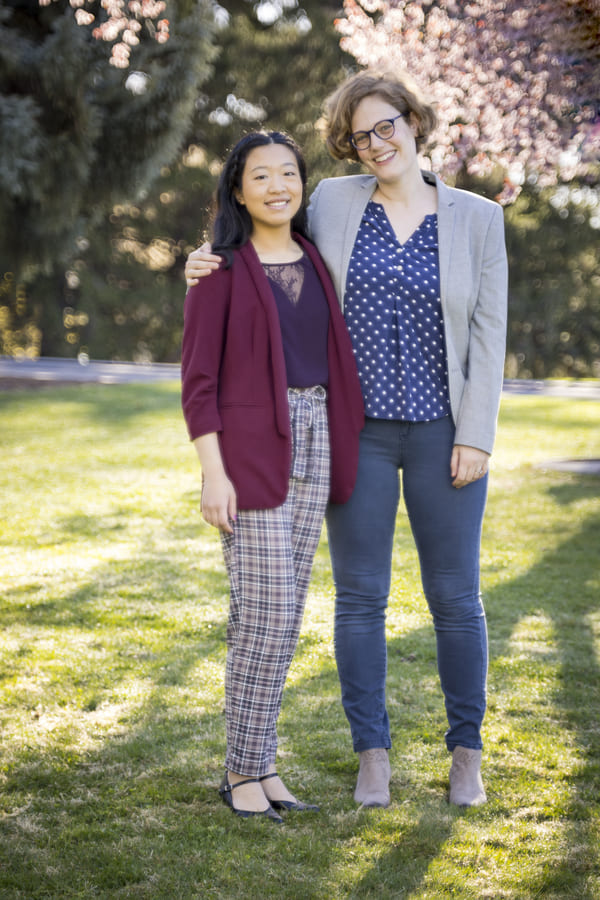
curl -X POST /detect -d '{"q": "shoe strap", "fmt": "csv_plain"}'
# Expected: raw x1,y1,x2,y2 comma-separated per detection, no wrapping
228,776,261,790
258,772,279,782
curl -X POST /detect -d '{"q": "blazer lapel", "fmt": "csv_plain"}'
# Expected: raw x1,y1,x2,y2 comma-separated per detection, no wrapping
431,173,456,318
338,177,377,306
238,242,290,437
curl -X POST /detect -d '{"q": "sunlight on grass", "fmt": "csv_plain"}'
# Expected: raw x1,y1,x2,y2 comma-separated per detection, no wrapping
1,382,599,898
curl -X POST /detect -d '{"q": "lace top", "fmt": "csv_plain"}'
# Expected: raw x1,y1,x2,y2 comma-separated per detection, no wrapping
264,252,329,388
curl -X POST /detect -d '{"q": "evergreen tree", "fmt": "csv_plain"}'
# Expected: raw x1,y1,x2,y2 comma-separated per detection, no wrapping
5,1,595,375
504,184,600,379
63,0,357,362
0,0,216,356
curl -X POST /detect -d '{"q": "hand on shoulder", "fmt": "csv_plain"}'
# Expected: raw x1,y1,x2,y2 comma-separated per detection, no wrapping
185,242,222,287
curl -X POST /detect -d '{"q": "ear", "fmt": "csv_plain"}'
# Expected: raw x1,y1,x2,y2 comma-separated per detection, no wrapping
235,191,245,206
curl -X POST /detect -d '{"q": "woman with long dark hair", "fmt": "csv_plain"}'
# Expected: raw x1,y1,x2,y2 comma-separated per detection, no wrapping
181,131,363,822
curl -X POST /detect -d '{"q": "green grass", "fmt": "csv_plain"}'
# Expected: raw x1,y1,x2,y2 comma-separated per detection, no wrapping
1,382,599,899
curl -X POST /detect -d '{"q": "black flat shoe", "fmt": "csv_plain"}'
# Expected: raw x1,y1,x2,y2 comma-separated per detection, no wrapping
259,772,320,812
219,774,283,823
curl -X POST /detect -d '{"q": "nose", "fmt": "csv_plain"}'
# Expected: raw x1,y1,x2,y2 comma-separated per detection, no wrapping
268,174,285,192
369,130,387,149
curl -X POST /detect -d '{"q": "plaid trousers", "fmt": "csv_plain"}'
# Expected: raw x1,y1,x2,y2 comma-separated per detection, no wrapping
220,386,330,776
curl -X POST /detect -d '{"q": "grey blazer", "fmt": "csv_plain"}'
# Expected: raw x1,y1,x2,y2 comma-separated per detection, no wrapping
307,171,508,454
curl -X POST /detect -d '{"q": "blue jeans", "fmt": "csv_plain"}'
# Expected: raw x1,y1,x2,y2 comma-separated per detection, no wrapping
326,416,488,753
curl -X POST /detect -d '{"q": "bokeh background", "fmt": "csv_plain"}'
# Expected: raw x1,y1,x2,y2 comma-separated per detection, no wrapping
1,0,599,379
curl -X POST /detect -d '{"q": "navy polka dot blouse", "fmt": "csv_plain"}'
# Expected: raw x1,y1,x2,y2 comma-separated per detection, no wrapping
344,202,451,421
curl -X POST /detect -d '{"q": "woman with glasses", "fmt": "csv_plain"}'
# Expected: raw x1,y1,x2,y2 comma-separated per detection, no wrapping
185,69,508,810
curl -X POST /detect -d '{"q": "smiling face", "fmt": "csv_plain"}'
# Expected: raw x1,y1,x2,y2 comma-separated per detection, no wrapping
236,143,304,235
351,93,419,184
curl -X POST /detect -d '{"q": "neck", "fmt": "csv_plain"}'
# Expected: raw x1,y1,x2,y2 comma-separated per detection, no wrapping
250,226,301,263
374,161,430,207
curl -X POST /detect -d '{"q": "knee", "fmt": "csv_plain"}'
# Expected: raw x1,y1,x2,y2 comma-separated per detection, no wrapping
335,580,388,626
334,559,390,597
426,590,485,626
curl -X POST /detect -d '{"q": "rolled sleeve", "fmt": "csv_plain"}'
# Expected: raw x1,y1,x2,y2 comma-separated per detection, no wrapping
181,269,230,442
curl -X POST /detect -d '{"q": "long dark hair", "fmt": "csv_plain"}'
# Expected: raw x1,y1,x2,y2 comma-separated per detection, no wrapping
211,131,309,266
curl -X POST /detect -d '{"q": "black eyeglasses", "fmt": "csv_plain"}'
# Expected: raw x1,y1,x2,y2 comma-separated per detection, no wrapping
349,113,407,151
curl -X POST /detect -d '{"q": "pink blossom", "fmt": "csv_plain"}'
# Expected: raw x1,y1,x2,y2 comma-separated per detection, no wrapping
337,0,600,202
40,0,169,66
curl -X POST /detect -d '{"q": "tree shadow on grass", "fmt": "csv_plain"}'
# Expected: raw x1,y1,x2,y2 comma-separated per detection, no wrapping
484,482,600,898
0,546,231,896
45,493,204,547
0,381,182,425
2,474,598,897
0,530,455,899
323,474,600,899
0,548,229,632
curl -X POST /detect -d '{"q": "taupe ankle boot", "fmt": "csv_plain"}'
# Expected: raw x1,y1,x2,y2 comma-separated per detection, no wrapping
448,746,487,807
354,748,391,808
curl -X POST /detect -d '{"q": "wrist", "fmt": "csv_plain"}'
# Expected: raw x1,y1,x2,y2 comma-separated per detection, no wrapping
202,467,228,482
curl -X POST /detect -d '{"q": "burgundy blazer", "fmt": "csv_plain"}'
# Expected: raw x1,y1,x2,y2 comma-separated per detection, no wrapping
181,235,364,510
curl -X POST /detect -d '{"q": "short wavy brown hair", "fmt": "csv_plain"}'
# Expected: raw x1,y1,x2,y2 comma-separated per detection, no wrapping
322,68,437,162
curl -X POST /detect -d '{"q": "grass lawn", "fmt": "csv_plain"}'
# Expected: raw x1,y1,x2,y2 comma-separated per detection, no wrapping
1,381,599,899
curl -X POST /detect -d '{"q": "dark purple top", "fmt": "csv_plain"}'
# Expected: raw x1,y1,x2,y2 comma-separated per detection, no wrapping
264,252,329,388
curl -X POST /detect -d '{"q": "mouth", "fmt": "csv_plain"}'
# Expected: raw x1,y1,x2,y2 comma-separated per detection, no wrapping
265,199,290,209
372,150,396,165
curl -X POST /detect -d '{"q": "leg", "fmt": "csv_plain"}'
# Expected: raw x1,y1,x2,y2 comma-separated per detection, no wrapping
260,390,330,811
221,389,329,810
281,391,331,681
401,416,488,752
326,418,401,752
221,505,298,777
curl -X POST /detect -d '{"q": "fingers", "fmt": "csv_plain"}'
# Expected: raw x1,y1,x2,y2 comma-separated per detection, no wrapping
202,501,235,533
228,492,237,529
185,263,219,288
201,481,237,533
185,261,219,288
185,245,221,287
220,517,234,535
453,468,487,489
451,445,489,489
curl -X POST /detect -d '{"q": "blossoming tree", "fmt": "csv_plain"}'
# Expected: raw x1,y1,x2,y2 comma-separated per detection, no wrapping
40,0,170,67
336,0,600,200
